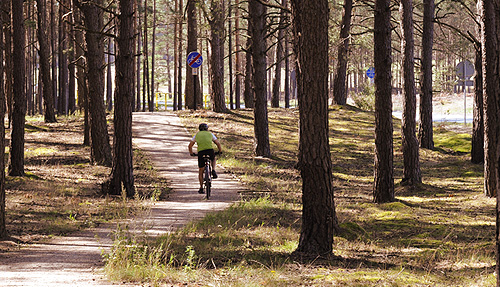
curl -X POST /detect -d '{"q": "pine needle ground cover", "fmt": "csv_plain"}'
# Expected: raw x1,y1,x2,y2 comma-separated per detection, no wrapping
105,107,493,286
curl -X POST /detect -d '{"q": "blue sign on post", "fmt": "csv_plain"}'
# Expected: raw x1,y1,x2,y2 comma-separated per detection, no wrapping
366,67,375,79
187,51,203,68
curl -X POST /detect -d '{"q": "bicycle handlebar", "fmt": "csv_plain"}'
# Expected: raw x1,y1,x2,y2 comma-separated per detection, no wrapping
190,151,221,156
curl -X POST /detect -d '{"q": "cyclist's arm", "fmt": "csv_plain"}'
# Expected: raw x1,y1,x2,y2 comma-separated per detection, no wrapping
188,139,196,155
214,139,222,153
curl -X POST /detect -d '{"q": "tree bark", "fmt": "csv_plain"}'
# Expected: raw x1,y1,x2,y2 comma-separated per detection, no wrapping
36,0,57,123
185,0,201,109
471,42,484,164
400,0,421,186
418,0,434,150
234,0,241,109
104,0,136,198
332,0,352,105
480,0,499,198
291,0,339,256
58,0,69,115
373,0,394,202
75,0,113,166
0,5,6,237
244,36,254,109
150,0,157,112
271,0,287,108
9,0,27,176
209,0,228,113
177,0,183,110
249,0,270,157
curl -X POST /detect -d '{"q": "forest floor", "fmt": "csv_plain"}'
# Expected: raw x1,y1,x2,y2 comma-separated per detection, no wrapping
0,95,493,286
0,112,243,286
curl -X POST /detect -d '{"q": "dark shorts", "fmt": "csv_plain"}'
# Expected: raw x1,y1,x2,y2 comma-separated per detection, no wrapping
197,149,215,168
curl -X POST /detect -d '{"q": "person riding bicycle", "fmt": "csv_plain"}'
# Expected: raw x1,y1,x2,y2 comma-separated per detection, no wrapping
188,123,222,194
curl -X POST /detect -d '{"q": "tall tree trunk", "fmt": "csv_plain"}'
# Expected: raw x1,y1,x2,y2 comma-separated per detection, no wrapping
480,0,499,198
73,7,89,145
472,42,484,164
332,0,352,105
10,0,27,176
284,26,290,109
244,36,254,108
173,0,179,111
400,0,421,186
68,2,76,114
373,0,394,203
0,3,6,237
209,0,228,113
150,0,157,112
75,0,113,166
36,0,57,123
106,34,114,111
3,1,12,128
418,0,434,149
104,0,136,198
58,0,69,115
51,0,57,119
185,0,201,109
249,0,270,157
291,0,339,256
177,0,183,110
271,0,287,108
234,0,241,109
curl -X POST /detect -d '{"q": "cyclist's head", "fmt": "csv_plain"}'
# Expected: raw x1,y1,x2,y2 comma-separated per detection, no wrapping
199,123,208,131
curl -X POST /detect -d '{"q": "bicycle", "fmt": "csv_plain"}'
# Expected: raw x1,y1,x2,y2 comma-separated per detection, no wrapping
191,151,220,199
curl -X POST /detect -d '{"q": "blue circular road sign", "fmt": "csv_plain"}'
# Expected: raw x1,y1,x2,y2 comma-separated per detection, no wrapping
187,51,203,68
366,67,375,79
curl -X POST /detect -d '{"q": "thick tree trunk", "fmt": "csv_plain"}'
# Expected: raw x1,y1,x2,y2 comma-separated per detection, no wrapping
291,0,339,256
480,0,499,198
332,0,352,105
9,0,27,176
373,0,394,202
104,0,136,197
76,0,113,166
0,6,6,237
418,0,434,149
209,0,228,113
36,0,57,123
3,1,13,129
185,0,201,109
249,0,270,157
472,44,484,164
400,0,421,186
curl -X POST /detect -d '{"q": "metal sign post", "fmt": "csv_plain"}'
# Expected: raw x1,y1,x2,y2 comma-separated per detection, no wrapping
187,51,203,110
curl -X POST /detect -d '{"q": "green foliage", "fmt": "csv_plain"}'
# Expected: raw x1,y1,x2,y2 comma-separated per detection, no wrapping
350,83,375,111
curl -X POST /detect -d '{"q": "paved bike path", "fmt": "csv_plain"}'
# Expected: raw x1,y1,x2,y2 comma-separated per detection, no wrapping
0,111,243,286
132,112,243,234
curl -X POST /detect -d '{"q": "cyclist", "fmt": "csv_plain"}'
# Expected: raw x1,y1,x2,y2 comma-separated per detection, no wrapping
188,123,222,194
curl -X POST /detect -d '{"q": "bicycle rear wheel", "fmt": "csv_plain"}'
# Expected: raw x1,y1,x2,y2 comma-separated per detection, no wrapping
205,181,211,199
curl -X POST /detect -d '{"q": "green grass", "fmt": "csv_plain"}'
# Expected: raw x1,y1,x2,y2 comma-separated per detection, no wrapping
104,107,493,286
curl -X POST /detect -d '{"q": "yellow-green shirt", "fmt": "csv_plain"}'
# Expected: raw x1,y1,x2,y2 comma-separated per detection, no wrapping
193,131,217,152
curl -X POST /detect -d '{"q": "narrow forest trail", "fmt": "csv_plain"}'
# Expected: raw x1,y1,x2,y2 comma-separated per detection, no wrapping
0,112,243,286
